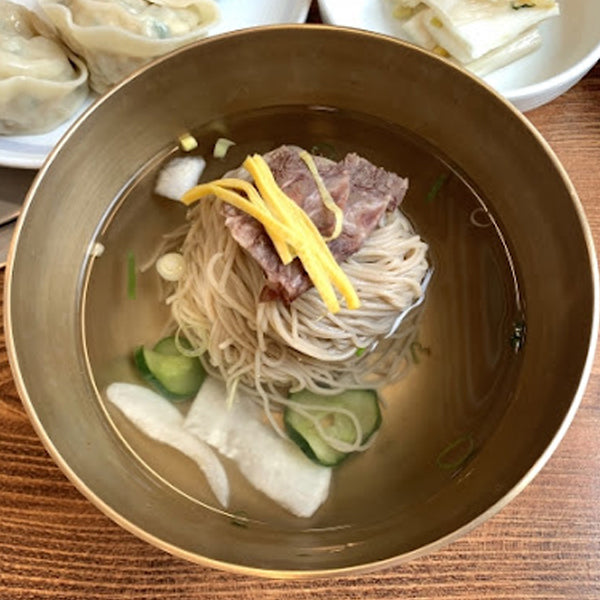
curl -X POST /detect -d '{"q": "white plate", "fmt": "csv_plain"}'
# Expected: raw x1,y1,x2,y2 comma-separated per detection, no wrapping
0,0,312,170
318,0,600,113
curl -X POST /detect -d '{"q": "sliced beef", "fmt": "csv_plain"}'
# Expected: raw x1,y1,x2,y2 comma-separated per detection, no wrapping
264,146,350,239
221,145,408,304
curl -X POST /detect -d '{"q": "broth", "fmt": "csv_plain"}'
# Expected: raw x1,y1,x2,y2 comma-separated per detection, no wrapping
84,105,524,531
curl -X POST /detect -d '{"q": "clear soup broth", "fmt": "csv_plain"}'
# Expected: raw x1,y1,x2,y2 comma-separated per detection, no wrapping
84,105,524,531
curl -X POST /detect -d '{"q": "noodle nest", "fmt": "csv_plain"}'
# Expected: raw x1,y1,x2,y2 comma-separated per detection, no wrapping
165,196,430,437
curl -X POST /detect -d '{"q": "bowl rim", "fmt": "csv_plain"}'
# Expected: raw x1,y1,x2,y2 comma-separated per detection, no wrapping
5,24,600,578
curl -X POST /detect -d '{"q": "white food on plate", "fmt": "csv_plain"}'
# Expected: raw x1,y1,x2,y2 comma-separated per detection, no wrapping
106,382,230,507
0,0,88,134
401,9,436,49
38,0,220,93
388,0,559,75
467,25,540,76
184,377,332,518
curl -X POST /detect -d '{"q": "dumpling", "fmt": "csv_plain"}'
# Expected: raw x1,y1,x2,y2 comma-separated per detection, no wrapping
38,0,220,94
0,0,89,135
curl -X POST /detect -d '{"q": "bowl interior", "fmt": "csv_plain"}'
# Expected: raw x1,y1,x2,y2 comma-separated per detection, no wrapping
6,26,597,576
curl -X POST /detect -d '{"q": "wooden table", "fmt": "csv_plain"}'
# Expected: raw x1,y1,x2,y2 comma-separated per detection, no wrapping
2,24,600,600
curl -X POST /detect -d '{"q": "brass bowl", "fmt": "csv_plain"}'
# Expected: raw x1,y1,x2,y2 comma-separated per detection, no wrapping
5,25,599,577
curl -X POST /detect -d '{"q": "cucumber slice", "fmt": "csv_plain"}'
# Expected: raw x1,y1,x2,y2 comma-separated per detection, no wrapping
153,336,187,356
134,336,206,401
284,389,381,467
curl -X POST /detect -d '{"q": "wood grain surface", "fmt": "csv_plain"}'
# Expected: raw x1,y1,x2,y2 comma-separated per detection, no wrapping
1,13,599,600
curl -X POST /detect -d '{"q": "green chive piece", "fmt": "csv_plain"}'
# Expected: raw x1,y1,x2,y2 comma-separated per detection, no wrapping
355,347,366,357
426,173,449,202
127,251,137,300
436,433,475,471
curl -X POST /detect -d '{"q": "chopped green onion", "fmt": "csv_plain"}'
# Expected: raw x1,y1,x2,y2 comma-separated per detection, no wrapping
178,133,198,152
230,511,250,528
355,346,366,357
155,252,185,282
213,137,236,159
426,173,449,202
436,433,475,471
127,251,136,300
90,242,105,258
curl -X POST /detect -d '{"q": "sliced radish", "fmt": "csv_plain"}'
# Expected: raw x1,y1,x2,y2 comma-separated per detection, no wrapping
184,377,332,518
106,382,229,507
154,156,206,201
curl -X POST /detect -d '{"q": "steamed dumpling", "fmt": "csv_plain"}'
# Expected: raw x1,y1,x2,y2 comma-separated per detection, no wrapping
38,0,220,93
0,0,88,134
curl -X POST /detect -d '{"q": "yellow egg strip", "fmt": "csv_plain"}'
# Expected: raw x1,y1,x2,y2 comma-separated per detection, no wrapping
183,181,341,313
246,155,360,310
242,157,300,232
298,149,344,241
181,183,293,258
181,156,361,313
244,156,332,263
216,178,294,265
